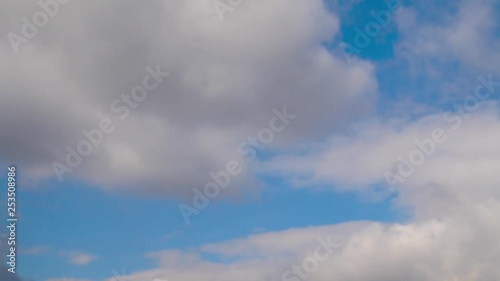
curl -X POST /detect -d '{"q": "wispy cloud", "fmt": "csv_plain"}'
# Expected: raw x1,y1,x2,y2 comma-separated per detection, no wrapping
60,251,97,265
46,278,93,281
163,230,182,241
20,245,50,255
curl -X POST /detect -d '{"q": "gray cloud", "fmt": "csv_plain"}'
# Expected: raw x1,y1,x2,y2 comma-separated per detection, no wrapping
0,0,377,199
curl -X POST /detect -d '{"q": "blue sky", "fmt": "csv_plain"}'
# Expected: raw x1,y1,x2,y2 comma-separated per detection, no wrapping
17,177,403,280
2,0,500,281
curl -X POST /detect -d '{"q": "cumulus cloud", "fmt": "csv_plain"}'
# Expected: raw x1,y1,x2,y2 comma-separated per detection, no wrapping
107,51,500,281
0,0,377,199
96,84,500,281
263,102,500,207
249,105,500,279
102,215,500,280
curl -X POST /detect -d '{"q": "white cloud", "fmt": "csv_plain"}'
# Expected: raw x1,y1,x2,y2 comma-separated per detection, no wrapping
60,251,97,265
392,0,500,103
262,102,500,205
102,102,500,280
103,215,500,280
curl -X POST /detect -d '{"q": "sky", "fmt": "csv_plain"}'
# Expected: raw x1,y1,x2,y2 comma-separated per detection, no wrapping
1,0,500,280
